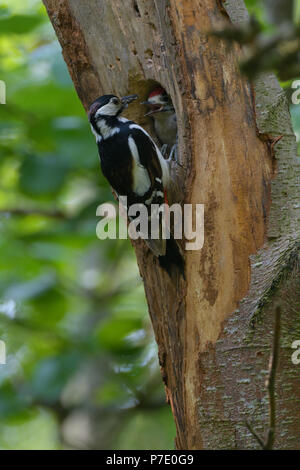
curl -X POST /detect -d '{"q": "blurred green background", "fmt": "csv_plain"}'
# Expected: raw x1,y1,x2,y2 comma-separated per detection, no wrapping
0,0,299,450
0,0,175,450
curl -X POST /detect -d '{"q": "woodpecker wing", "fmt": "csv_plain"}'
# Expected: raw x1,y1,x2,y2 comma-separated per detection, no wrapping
127,125,164,189
126,125,169,257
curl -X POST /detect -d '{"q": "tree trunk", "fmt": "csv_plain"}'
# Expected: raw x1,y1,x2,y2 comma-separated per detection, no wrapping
43,0,300,449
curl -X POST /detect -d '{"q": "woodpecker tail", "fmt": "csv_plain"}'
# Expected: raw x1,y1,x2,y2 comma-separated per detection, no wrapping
158,189,185,278
143,211,185,278
158,235,185,279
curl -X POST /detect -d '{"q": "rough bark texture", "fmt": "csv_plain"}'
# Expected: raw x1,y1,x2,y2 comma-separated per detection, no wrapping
43,0,300,449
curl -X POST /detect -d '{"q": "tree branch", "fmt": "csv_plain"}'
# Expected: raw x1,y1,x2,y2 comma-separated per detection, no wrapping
246,305,281,450
265,305,281,450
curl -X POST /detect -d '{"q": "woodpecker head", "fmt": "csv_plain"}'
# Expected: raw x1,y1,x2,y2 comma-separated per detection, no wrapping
141,87,174,116
89,94,137,124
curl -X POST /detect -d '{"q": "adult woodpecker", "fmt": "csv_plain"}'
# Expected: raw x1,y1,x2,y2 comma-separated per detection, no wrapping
141,87,177,156
88,94,184,277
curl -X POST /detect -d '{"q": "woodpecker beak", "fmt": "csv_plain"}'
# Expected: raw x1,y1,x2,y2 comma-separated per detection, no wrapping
121,94,138,108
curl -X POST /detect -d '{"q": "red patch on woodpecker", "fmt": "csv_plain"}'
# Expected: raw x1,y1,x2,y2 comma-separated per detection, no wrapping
149,87,166,98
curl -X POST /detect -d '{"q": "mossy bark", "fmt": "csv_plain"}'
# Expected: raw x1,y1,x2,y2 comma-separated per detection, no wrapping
43,0,300,449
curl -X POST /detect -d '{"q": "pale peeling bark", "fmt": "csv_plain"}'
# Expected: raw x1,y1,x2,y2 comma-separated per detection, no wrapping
43,0,300,449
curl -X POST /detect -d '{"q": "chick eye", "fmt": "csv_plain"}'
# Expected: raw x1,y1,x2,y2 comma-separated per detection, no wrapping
111,97,119,105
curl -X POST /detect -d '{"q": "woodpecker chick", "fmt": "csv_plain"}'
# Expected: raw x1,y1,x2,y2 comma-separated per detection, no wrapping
141,87,177,156
89,93,184,277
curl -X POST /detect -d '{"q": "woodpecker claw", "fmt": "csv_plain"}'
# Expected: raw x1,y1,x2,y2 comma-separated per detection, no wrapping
161,144,169,156
168,144,176,162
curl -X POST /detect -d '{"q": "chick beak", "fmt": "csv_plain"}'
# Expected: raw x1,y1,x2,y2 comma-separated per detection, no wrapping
141,101,164,116
141,100,153,116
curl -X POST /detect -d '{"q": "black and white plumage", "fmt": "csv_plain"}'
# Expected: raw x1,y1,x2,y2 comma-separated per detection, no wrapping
88,94,184,276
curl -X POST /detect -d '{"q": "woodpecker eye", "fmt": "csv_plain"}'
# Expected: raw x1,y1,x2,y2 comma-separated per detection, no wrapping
111,97,119,105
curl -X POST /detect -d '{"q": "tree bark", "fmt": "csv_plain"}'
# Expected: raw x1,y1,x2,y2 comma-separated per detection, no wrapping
43,0,300,449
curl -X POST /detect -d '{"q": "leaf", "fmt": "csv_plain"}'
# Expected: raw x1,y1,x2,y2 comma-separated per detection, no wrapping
115,409,176,450
96,382,128,406
12,83,84,118
0,7,10,18
28,352,82,404
0,15,43,35
19,154,68,195
3,273,56,302
0,384,29,419
97,318,143,353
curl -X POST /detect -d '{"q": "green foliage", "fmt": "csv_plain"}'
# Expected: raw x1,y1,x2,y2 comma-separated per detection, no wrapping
243,0,270,30
296,0,300,24
0,0,175,450
0,14,44,35
221,1,300,81
19,154,68,195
